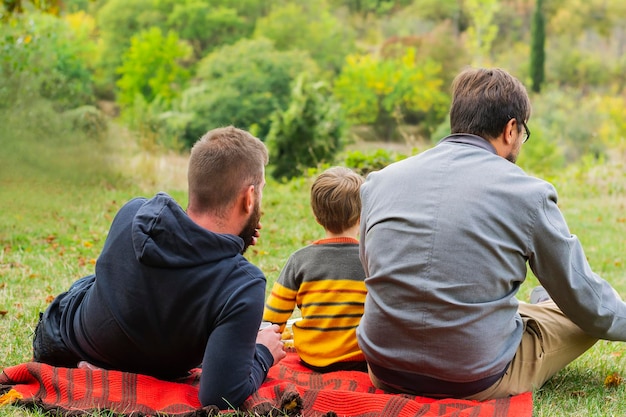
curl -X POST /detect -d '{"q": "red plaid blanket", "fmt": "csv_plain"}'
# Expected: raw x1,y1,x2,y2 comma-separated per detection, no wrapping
0,353,532,417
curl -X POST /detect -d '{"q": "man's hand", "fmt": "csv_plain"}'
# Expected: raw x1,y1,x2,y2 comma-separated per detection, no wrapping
256,323,286,366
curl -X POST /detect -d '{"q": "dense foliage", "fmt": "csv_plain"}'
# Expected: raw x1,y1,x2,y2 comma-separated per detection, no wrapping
267,73,345,180
1,0,626,178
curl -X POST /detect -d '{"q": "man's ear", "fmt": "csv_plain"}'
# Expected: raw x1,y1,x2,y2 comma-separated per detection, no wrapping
503,117,517,146
242,184,255,214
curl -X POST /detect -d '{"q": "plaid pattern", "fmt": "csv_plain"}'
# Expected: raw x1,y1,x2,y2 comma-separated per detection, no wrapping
0,353,532,417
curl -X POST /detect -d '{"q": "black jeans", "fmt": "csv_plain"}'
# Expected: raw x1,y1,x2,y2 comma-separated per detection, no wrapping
32,275,95,367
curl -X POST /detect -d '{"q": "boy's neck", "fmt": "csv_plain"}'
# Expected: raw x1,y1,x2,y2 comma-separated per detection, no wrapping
324,224,359,240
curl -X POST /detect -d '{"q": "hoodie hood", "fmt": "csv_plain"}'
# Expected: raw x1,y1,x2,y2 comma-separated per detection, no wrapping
131,192,244,268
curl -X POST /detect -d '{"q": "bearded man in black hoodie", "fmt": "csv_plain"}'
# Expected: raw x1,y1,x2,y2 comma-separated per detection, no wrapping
32,126,286,409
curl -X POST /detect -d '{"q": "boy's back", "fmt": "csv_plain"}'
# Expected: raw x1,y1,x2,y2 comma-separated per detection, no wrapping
263,167,367,372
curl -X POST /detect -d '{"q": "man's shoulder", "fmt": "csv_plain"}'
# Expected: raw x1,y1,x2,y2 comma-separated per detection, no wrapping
234,255,266,282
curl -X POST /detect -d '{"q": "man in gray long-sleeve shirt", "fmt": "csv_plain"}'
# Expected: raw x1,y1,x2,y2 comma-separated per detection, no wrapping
357,67,626,400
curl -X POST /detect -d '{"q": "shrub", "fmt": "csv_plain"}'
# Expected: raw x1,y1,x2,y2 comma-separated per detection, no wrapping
343,148,411,176
0,11,95,111
179,38,318,146
267,73,345,181
116,27,192,108
253,0,356,74
62,105,109,140
530,87,606,162
334,48,449,141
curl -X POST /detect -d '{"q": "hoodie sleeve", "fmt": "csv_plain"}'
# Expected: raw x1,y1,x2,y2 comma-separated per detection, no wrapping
197,265,271,409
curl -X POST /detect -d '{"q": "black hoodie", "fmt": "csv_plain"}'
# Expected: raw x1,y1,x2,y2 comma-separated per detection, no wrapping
60,192,273,408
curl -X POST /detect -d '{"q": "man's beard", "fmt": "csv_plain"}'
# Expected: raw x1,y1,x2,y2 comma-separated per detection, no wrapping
506,151,517,163
506,138,522,163
239,200,261,254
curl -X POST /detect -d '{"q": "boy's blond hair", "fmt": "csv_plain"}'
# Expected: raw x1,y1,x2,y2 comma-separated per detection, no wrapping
310,167,364,234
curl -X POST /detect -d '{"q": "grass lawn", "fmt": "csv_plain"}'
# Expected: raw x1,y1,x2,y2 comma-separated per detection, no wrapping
1,131,626,416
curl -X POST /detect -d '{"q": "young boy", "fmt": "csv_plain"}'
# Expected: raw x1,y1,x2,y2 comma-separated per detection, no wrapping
264,166,367,372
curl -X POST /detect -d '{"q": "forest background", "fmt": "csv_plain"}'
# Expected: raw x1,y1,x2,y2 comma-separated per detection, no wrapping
3,0,626,179
2,0,626,416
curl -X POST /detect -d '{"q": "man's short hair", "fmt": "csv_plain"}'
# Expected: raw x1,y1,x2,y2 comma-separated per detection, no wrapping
450,67,531,140
310,166,364,234
187,126,268,216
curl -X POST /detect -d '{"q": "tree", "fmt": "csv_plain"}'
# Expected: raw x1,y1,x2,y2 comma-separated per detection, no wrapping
166,3,247,59
94,0,158,95
95,0,266,98
254,0,356,74
380,21,469,91
1,0,62,20
406,0,463,24
530,0,545,93
1,11,96,110
547,0,625,39
116,27,192,107
333,48,449,140
267,73,345,180
464,0,500,66
178,38,318,146
327,0,412,17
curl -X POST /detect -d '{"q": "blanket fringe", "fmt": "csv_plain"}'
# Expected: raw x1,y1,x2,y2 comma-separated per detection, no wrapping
0,388,23,406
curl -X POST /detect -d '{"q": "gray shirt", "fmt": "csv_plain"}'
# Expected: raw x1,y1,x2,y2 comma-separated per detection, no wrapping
357,134,626,388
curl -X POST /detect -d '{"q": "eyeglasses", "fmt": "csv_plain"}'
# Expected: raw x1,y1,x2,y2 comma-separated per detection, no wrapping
520,120,531,143
508,116,531,143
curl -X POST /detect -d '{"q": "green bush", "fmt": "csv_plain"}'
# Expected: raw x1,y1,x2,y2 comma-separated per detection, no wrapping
253,0,356,74
548,38,612,89
0,11,95,111
516,124,566,180
267,73,345,181
334,48,449,141
62,105,109,140
343,148,411,176
167,3,247,59
116,27,192,108
530,87,606,163
94,0,164,95
178,38,318,146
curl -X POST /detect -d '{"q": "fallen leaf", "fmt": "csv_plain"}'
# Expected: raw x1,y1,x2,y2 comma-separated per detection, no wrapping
604,372,623,388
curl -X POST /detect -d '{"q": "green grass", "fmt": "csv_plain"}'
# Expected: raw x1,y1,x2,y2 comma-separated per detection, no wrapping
2,131,626,416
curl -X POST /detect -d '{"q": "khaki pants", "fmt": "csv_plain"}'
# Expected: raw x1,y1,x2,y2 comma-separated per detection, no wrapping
369,300,597,400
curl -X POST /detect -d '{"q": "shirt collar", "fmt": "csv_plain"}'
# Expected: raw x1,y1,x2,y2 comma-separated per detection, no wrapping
437,133,497,155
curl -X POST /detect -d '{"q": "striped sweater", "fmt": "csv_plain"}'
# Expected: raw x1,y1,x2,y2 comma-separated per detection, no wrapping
263,237,367,369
